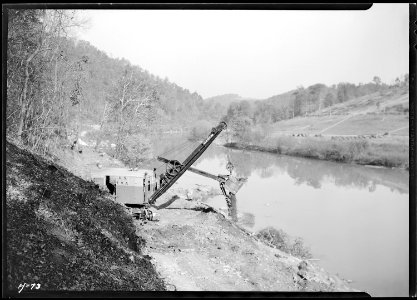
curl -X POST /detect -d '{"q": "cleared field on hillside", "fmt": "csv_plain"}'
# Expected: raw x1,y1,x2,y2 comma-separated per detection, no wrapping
270,88,409,137
319,89,409,116
322,114,409,135
271,114,409,136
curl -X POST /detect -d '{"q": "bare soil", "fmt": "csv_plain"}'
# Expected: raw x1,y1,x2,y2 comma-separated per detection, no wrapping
6,137,356,293
138,191,356,292
65,138,356,292
5,140,165,294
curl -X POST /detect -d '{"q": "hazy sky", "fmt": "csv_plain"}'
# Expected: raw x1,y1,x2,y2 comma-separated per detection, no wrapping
77,4,409,99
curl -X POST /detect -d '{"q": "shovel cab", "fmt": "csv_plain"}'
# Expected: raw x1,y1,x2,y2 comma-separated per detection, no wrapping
92,168,159,207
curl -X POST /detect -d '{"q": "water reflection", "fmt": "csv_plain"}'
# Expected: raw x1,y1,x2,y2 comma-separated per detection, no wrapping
198,146,409,194
190,146,408,297
147,134,408,197
146,137,408,296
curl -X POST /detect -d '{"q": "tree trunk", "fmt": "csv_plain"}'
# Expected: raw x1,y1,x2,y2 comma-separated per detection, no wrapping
95,103,108,151
17,44,40,143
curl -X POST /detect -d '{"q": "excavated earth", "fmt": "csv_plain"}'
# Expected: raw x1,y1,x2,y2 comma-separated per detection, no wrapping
139,190,356,292
5,141,165,293
6,139,357,294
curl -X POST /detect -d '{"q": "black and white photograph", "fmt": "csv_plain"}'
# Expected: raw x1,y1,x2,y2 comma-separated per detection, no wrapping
3,3,414,297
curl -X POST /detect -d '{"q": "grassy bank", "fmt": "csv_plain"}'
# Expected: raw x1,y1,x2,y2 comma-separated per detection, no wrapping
6,141,166,294
225,136,409,169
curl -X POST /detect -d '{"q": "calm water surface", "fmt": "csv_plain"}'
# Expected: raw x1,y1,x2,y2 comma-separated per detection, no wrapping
148,136,409,297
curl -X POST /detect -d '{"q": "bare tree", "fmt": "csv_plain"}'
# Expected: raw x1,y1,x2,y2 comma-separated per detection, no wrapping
105,65,159,159
7,9,88,153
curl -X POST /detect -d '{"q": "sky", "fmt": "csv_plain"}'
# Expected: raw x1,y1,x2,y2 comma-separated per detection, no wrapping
77,4,409,99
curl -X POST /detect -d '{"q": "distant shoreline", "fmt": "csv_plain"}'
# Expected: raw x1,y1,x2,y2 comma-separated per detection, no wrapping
223,139,409,170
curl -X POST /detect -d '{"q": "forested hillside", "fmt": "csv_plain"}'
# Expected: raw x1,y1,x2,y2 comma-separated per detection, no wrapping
6,9,409,165
222,76,409,142
6,9,220,163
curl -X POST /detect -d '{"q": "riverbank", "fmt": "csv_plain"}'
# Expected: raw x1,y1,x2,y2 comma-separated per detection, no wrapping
139,190,356,292
224,135,409,169
6,139,357,294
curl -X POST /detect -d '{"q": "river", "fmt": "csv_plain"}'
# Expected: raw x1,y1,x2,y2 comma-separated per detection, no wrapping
147,135,409,296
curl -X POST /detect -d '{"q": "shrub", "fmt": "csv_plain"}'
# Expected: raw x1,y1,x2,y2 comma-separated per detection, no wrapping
256,227,290,252
230,117,253,143
347,140,369,157
256,227,312,259
245,126,267,144
291,237,313,259
227,133,408,168
118,133,153,167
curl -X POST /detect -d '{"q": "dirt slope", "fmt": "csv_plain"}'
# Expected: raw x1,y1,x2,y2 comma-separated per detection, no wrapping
139,193,356,292
6,138,356,294
5,141,165,294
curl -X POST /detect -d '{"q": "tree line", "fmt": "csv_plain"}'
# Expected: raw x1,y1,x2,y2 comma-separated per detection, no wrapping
6,9,222,163
222,75,409,142
6,9,409,162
